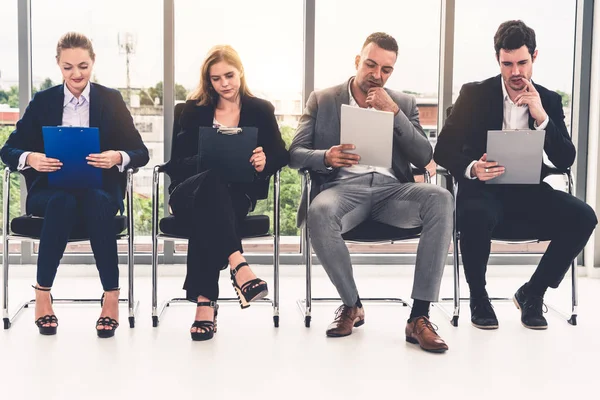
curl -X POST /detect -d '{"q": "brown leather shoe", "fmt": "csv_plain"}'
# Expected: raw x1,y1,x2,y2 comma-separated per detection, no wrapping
325,304,365,337
405,316,448,353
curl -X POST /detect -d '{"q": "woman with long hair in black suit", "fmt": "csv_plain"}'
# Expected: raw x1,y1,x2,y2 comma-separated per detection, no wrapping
165,45,289,341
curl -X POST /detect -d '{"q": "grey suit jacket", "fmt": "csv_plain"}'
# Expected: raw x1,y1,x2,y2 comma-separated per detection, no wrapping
289,78,432,227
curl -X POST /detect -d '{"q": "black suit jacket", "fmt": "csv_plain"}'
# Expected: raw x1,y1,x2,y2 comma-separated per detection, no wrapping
0,84,150,210
164,95,289,206
434,75,575,187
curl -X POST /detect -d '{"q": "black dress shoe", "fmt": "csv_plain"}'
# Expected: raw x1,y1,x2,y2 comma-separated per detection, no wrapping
513,284,548,330
470,296,499,329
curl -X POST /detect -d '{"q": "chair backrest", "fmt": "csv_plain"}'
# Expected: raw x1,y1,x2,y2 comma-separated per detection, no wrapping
170,102,186,163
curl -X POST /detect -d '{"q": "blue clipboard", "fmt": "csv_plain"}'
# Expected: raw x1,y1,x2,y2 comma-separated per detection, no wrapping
198,126,258,183
42,126,102,189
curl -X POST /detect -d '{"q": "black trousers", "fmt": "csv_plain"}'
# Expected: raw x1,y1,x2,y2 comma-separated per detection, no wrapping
458,182,597,297
27,188,120,290
169,170,251,301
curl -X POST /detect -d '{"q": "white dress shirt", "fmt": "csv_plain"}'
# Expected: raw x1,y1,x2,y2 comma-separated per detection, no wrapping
18,82,130,172
335,79,397,181
464,80,549,179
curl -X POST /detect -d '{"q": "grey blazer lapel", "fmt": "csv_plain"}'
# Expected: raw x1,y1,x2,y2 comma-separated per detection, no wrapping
333,80,350,144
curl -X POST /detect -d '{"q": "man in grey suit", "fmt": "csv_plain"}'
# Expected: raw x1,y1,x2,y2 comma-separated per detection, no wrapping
290,32,453,353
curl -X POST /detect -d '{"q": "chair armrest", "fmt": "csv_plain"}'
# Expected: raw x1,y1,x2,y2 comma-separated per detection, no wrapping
298,168,311,177
544,166,570,177
155,163,168,173
3,167,21,234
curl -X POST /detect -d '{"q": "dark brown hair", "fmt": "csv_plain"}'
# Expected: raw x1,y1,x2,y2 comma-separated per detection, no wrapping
362,32,398,55
494,20,536,58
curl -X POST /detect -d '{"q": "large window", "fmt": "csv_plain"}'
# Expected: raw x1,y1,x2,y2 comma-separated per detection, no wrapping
31,0,163,253
174,0,304,253
453,0,577,254
314,0,442,254
0,0,21,255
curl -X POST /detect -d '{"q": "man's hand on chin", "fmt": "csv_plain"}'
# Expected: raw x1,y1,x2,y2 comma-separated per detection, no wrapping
366,87,399,115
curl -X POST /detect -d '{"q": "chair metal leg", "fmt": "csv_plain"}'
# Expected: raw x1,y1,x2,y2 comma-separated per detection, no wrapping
2,237,9,330
3,167,12,329
451,228,460,327
151,235,159,327
570,259,578,325
547,259,578,325
295,223,312,328
126,169,135,328
272,170,281,328
151,165,160,327
302,171,312,328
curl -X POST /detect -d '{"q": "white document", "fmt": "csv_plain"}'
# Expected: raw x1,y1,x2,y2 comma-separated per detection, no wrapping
340,104,394,169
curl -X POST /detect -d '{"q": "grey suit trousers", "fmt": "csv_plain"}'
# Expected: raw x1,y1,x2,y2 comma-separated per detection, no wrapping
307,173,453,305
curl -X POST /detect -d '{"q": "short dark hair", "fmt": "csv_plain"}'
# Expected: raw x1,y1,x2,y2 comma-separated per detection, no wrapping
362,32,398,55
494,20,536,58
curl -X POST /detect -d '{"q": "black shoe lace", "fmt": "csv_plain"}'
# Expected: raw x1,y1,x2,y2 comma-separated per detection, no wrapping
474,297,495,314
524,295,548,314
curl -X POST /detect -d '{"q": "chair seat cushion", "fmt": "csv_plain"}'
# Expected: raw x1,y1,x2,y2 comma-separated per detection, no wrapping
342,220,422,242
159,214,270,239
10,215,127,240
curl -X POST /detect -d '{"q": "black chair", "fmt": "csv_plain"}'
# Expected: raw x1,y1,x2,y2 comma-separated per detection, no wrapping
435,169,578,326
2,167,139,329
151,103,281,328
297,169,430,328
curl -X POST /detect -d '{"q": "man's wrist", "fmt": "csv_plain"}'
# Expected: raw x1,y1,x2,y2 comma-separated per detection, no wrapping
392,104,400,116
323,151,330,167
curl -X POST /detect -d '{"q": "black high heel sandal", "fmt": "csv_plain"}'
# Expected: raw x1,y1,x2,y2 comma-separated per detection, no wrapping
96,288,120,338
32,285,58,335
230,262,268,309
191,301,218,341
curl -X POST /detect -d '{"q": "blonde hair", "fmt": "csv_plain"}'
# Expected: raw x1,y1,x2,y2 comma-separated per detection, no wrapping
188,45,253,106
56,32,96,62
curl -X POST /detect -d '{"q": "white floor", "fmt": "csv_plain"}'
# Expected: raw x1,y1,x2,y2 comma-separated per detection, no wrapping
0,264,598,400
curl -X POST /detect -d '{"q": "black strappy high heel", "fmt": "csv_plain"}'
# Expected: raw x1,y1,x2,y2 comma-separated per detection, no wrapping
32,285,58,335
230,262,269,309
191,301,219,341
96,288,120,338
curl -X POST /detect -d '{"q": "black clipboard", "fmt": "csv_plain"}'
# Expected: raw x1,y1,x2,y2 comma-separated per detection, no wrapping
198,126,258,183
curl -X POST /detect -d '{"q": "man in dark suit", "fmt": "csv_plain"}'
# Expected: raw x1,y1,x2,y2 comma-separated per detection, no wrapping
434,20,597,330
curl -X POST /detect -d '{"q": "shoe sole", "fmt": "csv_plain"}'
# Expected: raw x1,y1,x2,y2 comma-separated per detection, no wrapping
512,296,548,330
471,322,499,330
326,318,364,338
97,329,116,338
405,336,448,353
191,332,215,341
